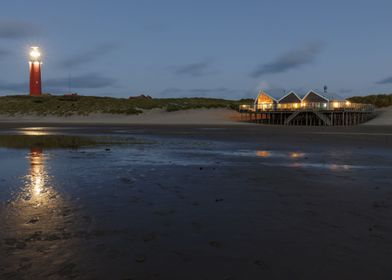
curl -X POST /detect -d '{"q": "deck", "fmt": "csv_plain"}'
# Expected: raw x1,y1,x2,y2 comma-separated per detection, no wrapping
239,106,375,126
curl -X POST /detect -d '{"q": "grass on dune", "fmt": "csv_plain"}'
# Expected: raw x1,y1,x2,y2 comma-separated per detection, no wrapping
348,94,392,108
0,95,254,117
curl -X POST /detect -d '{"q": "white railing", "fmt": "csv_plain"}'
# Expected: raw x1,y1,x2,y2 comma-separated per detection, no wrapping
239,102,374,112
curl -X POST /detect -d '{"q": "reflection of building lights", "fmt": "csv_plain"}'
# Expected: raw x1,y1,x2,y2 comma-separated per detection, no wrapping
290,152,305,158
256,150,270,157
329,164,350,171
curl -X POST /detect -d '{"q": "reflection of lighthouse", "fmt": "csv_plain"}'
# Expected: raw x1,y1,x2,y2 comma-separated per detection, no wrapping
29,46,42,96
30,147,45,195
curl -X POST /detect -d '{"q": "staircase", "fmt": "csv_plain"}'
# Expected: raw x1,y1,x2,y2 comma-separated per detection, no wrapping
313,110,332,126
284,111,301,125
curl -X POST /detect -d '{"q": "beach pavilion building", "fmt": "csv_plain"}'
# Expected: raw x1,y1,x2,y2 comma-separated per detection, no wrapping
254,90,278,111
240,89,374,126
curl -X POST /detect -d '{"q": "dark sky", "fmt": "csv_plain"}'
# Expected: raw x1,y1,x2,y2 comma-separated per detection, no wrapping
0,0,391,99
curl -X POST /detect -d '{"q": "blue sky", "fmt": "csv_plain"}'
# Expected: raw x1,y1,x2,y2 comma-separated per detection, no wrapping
0,0,391,99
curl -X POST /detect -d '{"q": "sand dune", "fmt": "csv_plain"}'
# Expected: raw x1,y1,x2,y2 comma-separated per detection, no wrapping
364,107,392,125
0,108,244,125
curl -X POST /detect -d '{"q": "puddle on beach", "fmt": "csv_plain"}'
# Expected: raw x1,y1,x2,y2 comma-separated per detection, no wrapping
2,131,387,213
0,132,391,170
188,148,388,170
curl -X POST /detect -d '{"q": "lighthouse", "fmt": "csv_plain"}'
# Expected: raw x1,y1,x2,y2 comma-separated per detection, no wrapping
29,46,42,96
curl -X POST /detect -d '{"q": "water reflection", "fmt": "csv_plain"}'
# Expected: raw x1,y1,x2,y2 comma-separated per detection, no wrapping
255,150,306,159
27,147,59,203
1,147,81,278
6,147,65,226
256,150,270,158
30,147,45,196
19,127,49,136
289,152,306,159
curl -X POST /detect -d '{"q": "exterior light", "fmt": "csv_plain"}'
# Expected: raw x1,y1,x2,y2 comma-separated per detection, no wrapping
345,101,351,106
333,102,339,108
29,46,41,62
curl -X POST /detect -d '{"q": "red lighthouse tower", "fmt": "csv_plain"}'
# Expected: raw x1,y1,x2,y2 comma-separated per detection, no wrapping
29,46,42,96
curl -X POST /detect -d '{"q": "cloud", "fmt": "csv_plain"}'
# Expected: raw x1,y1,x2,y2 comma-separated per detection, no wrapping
58,43,118,69
0,73,116,93
250,42,324,78
376,76,392,85
0,20,41,39
172,60,214,77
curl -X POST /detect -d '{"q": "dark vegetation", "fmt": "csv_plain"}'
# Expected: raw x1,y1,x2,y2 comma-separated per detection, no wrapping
0,95,254,116
348,94,392,108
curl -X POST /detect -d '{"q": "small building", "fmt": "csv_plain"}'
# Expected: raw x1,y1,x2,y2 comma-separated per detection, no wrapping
278,91,302,110
254,90,277,111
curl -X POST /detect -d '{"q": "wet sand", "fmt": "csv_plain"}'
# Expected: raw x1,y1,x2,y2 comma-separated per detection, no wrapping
0,124,392,279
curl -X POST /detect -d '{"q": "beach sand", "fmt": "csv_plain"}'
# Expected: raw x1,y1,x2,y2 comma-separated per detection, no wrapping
0,108,243,125
363,107,392,125
0,124,392,279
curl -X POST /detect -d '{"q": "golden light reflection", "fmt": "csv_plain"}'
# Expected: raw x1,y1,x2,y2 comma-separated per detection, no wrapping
256,150,270,157
17,147,60,206
30,147,45,197
19,127,49,136
3,147,65,238
329,164,350,171
289,152,306,159
0,146,81,266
